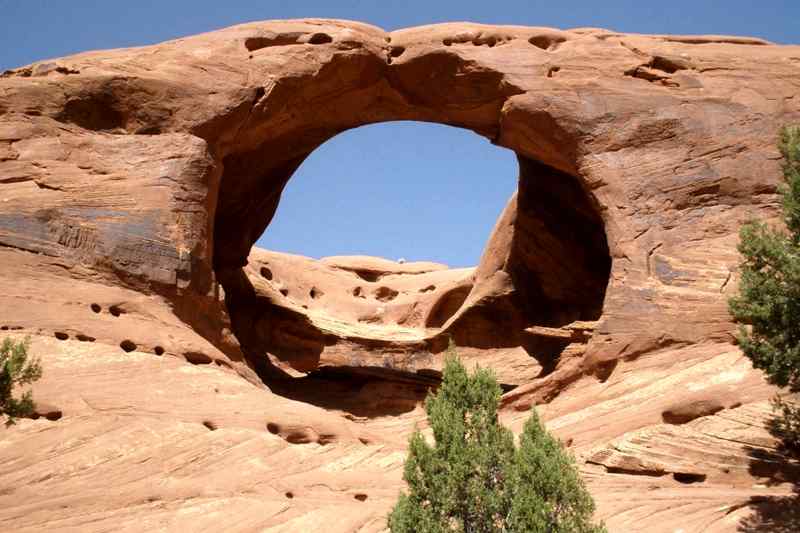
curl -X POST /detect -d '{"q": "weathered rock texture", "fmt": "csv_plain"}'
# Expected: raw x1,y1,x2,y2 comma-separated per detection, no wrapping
1,19,799,532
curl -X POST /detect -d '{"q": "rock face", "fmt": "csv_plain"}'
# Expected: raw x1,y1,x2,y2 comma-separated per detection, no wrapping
1,19,799,532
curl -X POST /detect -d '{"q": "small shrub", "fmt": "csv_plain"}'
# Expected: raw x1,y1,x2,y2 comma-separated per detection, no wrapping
770,394,800,454
729,125,800,452
388,343,605,532
0,337,43,425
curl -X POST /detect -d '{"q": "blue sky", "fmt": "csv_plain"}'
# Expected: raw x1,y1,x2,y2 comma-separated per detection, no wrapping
2,1,798,267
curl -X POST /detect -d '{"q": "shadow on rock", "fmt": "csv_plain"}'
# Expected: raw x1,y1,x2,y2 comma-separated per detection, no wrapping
737,490,800,533
264,364,436,418
738,408,800,532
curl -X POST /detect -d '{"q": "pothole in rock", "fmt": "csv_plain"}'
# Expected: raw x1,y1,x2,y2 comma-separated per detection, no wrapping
120,340,136,352
673,472,706,484
373,286,398,302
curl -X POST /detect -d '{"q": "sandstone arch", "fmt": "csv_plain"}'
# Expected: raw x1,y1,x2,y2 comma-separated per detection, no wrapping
1,19,799,532
215,111,611,383
1,17,796,400
200,23,618,385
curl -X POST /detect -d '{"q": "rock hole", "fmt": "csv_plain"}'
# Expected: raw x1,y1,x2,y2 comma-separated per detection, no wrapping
354,494,368,502
673,472,706,484
54,332,69,340
120,340,136,352
308,33,333,45
529,36,549,49
443,38,452,46
661,400,725,424
390,46,405,58
650,55,689,74
353,286,365,298
317,434,336,445
56,95,124,131
32,405,63,421
135,125,162,135
419,285,436,293
352,270,381,282
529,35,566,51
215,359,232,368
109,305,123,317
284,428,318,444
594,359,618,383
0,326,7,330
373,286,399,302
425,285,471,328
359,437,370,445
260,266,273,280
523,331,572,378
75,334,95,342
279,288,289,297
154,346,165,356
266,422,280,434
605,465,665,477
474,38,496,47
285,491,294,499
202,420,217,431
184,352,213,365
309,287,323,299
623,66,680,87
244,35,301,51
547,66,561,78
244,37,269,51
90,303,102,313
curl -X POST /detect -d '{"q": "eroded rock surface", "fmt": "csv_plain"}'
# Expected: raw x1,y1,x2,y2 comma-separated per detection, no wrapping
1,19,799,532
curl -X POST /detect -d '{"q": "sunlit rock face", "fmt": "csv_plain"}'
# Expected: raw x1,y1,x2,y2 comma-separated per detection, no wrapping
0,20,799,532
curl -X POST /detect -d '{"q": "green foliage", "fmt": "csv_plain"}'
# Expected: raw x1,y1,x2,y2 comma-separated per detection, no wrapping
729,125,800,450
388,344,604,533
0,337,43,425
770,394,800,454
508,410,605,532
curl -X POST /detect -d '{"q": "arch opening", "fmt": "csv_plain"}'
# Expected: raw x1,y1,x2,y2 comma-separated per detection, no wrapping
255,121,518,267
211,117,611,410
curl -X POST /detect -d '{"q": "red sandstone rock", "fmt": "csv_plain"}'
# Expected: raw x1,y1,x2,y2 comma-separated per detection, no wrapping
1,19,799,532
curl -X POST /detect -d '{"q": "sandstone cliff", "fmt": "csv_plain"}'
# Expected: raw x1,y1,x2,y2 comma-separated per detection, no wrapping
1,19,799,532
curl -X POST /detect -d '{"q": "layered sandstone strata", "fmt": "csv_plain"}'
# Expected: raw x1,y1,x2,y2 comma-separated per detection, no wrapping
1,19,799,532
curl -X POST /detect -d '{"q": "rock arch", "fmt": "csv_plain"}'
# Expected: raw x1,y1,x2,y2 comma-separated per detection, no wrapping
217,125,610,381
0,19,796,387
200,27,612,382
2,19,800,532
